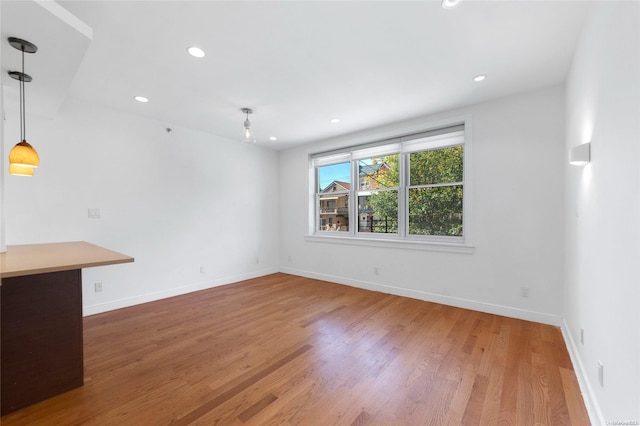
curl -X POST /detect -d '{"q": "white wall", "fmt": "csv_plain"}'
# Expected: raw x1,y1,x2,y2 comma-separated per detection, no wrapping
0,11,5,253
279,86,566,325
3,98,280,314
564,2,640,424
0,73,5,253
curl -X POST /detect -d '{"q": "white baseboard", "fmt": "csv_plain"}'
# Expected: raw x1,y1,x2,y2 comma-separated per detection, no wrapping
83,267,279,317
560,319,605,426
279,267,563,326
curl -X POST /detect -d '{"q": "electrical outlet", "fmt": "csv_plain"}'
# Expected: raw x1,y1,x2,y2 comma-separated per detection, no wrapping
288,255,292,262
521,287,530,298
256,257,260,264
94,282,102,292
598,361,604,387
374,267,379,276
200,266,205,274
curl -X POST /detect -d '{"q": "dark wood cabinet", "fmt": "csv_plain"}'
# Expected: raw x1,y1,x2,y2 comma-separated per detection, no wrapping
0,242,133,416
1,270,84,414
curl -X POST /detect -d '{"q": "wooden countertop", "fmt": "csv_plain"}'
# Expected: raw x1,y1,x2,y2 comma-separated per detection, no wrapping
0,241,134,279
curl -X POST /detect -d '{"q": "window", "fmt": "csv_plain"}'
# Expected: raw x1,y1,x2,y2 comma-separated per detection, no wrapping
357,155,399,235
316,160,350,232
310,123,470,246
408,145,463,236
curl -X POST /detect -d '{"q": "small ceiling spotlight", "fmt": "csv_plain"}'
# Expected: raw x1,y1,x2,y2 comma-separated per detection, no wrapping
269,136,278,141
473,74,486,82
442,0,461,10
241,108,256,144
330,118,341,124
134,96,149,103
187,46,205,58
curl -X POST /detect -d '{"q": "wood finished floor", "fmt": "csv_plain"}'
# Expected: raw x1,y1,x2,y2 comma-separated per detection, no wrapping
1,273,590,425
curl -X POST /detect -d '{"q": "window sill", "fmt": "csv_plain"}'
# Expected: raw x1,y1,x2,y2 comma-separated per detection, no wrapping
304,234,474,254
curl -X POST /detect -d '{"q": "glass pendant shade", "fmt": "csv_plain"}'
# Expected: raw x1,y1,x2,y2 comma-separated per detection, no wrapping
9,140,39,169
241,108,256,144
242,119,256,144
9,163,35,176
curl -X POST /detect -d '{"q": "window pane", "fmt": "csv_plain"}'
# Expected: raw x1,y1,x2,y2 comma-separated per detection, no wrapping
408,186,462,236
317,162,351,192
358,191,398,234
410,146,463,186
358,155,399,189
319,194,349,231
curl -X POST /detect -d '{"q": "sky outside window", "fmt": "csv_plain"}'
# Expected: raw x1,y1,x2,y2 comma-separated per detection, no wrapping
318,162,350,191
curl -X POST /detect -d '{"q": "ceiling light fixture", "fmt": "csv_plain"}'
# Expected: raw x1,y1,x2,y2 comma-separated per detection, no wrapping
241,108,256,144
442,0,461,9
330,118,340,124
269,136,278,141
7,37,39,176
473,75,486,82
134,96,149,103
187,47,205,58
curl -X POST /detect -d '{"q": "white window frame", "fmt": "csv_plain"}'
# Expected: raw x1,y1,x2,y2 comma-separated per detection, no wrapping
314,157,352,234
355,153,400,238
307,116,474,253
403,133,465,244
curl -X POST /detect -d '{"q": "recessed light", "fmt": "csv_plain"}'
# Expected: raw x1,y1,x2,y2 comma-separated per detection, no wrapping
442,0,461,9
269,136,278,141
187,46,205,58
134,96,149,103
330,118,340,124
473,75,486,82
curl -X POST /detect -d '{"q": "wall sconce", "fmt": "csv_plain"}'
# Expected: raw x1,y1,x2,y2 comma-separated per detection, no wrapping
569,143,590,166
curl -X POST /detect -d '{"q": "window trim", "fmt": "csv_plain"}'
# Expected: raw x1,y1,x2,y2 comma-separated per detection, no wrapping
356,153,400,237
307,115,474,252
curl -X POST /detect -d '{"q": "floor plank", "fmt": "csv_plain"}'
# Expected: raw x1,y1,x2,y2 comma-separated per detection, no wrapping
1,273,590,425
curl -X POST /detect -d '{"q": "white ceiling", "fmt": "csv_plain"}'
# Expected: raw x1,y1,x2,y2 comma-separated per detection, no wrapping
1,1,91,121
3,1,590,150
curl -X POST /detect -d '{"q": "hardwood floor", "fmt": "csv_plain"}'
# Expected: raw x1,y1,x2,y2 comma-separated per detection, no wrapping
1,273,590,425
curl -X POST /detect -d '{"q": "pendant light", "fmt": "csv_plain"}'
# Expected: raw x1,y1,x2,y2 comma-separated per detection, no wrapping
241,108,256,144
7,37,39,175
8,164,35,176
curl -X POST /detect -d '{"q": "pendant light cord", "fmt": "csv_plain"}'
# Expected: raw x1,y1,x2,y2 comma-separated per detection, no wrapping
21,48,26,142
